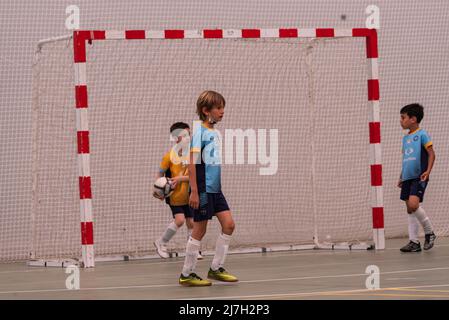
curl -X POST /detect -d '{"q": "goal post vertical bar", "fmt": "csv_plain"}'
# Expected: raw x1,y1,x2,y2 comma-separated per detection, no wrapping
354,28,385,250
73,31,95,267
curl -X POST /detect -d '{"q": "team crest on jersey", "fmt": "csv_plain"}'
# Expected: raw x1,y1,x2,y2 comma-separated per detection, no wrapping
404,148,414,156
413,135,419,141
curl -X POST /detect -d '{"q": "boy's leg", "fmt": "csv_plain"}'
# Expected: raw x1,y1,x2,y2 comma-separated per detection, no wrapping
186,218,193,240
407,195,436,250
212,210,234,270
184,205,194,232
159,220,180,243
400,181,421,252
208,210,238,282
154,207,185,258
179,220,211,286
407,212,420,243
186,217,203,259
181,220,207,275
154,221,182,259
407,196,434,234
174,213,186,228
186,218,194,231
400,212,421,252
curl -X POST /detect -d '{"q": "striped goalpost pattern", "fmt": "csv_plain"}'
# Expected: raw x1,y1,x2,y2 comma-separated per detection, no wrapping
72,27,383,268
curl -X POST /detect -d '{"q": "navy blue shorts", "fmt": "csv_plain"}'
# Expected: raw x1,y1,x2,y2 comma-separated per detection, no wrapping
400,178,428,203
192,192,230,222
169,205,193,218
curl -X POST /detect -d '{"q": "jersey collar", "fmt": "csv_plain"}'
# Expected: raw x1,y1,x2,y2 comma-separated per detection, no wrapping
201,123,215,131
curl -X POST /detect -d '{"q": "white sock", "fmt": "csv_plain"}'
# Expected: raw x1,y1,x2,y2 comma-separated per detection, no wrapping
413,207,434,235
187,228,192,241
408,214,420,243
211,233,232,271
160,222,179,243
182,237,201,277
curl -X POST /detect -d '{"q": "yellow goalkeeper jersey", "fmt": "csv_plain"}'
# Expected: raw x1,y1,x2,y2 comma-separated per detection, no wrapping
159,150,189,206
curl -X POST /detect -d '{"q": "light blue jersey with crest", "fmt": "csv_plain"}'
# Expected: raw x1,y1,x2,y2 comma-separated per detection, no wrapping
401,128,432,181
191,122,222,193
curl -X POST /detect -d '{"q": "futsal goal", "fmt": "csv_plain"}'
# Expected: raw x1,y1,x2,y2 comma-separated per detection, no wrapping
31,27,383,267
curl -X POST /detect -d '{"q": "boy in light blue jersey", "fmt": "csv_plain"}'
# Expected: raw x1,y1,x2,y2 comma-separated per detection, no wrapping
179,90,238,287
398,103,436,252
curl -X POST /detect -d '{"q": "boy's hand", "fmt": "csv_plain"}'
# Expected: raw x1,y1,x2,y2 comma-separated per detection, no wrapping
189,192,199,209
170,177,179,189
397,179,402,188
420,171,430,181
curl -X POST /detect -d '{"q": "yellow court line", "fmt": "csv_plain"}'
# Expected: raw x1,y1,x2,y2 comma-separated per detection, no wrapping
388,288,449,293
325,292,449,298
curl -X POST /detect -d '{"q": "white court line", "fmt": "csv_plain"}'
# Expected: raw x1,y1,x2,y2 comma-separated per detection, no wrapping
0,283,177,295
1,266,449,295
3,242,446,274
0,269,49,274
187,283,449,300
216,266,449,285
10,249,449,274
8,251,449,275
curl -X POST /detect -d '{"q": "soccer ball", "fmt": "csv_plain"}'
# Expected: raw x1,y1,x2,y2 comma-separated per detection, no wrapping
153,177,174,199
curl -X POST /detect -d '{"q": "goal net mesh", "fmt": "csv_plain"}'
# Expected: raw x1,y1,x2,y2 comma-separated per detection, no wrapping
32,35,371,260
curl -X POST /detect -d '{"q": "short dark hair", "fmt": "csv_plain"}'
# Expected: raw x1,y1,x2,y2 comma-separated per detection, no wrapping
170,122,189,134
400,103,424,123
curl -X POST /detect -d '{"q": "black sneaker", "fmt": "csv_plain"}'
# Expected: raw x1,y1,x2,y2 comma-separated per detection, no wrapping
400,241,421,252
424,233,436,250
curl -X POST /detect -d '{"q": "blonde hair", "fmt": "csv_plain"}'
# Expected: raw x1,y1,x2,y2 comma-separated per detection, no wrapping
196,90,225,121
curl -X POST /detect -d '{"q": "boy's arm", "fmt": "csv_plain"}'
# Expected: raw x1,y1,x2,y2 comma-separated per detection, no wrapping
421,145,435,181
170,168,189,188
398,147,403,188
189,151,200,209
153,154,169,200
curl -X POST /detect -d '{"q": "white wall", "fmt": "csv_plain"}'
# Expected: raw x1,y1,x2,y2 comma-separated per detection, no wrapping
1,0,448,261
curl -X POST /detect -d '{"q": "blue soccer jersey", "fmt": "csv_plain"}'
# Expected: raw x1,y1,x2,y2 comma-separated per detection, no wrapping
191,121,222,193
401,128,433,181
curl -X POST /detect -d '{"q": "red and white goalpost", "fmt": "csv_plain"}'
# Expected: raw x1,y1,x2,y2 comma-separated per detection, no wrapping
31,27,383,268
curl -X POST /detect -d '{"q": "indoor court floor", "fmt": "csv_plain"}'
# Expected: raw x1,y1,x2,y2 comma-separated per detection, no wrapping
1,238,449,300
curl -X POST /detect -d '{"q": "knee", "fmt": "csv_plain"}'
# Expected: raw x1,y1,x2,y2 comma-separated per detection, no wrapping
223,221,235,235
174,216,185,228
407,205,419,214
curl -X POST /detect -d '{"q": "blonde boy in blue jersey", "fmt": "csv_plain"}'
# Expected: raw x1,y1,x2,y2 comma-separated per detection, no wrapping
398,103,436,252
153,122,203,259
179,90,238,286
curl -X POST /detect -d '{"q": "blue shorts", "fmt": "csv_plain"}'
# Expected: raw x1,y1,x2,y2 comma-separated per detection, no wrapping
169,205,193,218
400,178,428,203
192,192,230,222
